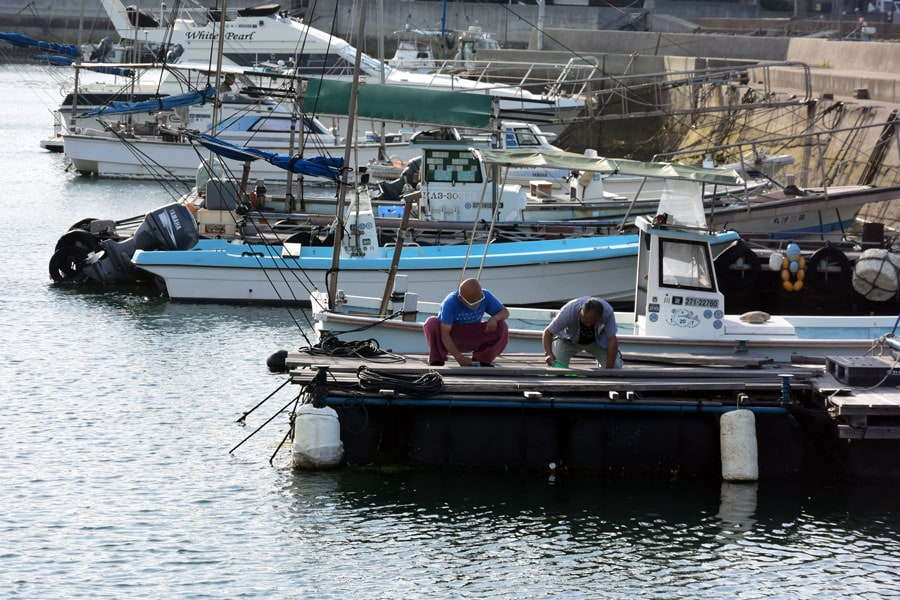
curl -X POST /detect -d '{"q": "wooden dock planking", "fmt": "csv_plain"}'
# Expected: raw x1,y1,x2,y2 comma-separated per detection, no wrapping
286,351,822,398
825,387,900,416
286,352,816,376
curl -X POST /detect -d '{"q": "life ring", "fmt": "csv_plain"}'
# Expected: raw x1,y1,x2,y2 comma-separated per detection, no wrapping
806,246,852,290
780,254,806,292
714,239,761,290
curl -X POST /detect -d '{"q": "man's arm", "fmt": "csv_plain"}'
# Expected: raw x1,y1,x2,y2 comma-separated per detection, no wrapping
542,327,555,365
483,307,510,332
606,335,620,368
440,322,472,366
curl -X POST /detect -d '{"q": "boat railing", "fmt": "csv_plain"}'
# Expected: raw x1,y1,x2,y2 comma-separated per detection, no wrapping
411,59,814,120
420,57,603,99
653,118,900,192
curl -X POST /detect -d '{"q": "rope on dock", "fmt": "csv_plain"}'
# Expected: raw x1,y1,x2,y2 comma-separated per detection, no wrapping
300,331,406,363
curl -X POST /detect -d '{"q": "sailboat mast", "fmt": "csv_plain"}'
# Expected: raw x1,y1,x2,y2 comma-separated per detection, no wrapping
326,0,367,310
210,0,227,136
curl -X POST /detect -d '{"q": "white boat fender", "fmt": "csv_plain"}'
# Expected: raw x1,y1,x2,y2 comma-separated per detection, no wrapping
852,248,900,302
720,409,758,482
291,404,343,469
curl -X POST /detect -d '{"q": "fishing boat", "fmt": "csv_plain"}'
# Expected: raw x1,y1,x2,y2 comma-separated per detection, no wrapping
309,165,900,362
125,192,741,306
125,149,748,306
363,121,562,186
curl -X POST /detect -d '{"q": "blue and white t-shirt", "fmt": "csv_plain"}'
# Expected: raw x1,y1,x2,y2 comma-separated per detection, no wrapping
437,289,504,325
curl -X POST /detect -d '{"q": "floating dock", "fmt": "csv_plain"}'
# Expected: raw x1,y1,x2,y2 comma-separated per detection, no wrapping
282,350,900,480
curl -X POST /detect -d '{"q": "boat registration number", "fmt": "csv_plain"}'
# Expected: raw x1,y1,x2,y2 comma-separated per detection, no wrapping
425,192,470,201
684,296,719,308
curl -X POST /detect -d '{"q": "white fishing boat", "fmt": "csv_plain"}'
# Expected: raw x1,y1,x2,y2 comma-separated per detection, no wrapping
126,154,746,305
367,146,897,237
309,163,900,363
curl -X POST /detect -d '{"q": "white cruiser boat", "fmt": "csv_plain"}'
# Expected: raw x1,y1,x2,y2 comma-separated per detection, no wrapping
98,0,586,129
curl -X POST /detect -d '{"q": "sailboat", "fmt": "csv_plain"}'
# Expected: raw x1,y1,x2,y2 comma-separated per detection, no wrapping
61,67,405,183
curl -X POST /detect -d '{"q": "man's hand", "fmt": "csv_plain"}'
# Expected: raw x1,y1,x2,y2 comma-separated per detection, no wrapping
484,316,498,333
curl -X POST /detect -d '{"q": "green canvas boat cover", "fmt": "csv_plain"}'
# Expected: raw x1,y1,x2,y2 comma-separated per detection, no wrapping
303,79,493,128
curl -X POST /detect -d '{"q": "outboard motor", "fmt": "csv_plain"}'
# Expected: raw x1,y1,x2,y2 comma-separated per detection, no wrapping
90,37,113,62
374,156,421,201
50,203,198,284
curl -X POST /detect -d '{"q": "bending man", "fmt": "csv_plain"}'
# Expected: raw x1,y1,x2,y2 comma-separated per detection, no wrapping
542,296,623,368
424,278,509,367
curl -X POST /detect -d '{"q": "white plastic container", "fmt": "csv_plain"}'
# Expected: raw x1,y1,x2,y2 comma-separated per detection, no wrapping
291,404,343,469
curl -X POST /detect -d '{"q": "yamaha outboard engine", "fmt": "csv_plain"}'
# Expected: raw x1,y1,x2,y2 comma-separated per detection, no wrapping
50,203,198,284
374,156,421,201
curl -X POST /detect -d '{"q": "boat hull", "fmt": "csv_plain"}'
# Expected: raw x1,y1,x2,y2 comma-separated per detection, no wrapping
132,235,648,306
312,296,897,363
63,132,405,183
708,185,900,238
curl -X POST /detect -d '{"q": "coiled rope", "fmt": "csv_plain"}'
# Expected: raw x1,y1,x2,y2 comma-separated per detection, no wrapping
356,365,444,396
299,331,406,363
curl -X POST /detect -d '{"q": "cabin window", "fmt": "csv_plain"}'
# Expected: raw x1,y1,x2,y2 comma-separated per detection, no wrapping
423,149,483,183
510,127,540,147
658,238,714,291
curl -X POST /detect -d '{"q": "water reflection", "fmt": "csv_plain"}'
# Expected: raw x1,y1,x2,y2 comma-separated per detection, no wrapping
716,482,757,535
276,471,900,596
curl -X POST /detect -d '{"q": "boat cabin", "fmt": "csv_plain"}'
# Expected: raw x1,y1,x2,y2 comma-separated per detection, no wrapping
632,184,796,340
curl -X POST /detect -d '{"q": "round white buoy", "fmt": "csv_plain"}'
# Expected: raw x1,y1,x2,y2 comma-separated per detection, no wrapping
852,248,900,302
720,409,758,481
291,404,343,469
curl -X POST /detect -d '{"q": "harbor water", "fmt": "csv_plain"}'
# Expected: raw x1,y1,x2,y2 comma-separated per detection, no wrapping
3,63,900,598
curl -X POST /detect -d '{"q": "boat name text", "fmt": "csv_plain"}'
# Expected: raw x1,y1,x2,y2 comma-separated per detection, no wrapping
186,31,257,42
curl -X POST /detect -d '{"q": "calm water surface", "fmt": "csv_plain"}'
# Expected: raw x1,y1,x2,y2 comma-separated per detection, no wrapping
1,63,900,599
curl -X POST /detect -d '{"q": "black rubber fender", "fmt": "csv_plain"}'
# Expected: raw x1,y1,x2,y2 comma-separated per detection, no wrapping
714,239,761,290
68,217,99,232
48,245,89,283
806,246,851,290
54,229,102,253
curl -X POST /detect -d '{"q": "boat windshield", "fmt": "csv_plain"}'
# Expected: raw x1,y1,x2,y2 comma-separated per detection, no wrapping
424,149,484,184
659,238,714,291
